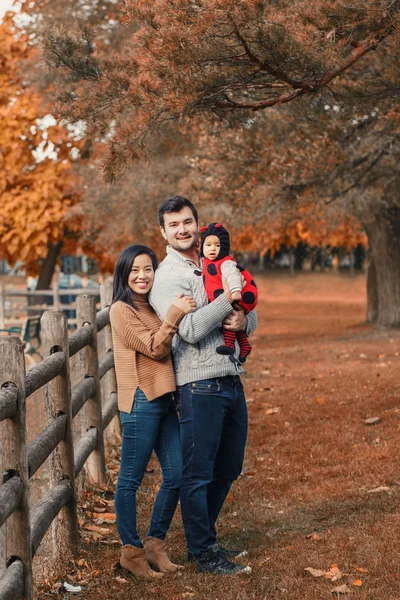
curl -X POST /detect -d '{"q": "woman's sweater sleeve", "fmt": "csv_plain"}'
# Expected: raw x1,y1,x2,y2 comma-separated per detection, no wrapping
111,302,184,360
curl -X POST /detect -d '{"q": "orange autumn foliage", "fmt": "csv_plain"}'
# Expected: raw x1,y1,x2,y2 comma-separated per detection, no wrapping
0,15,103,277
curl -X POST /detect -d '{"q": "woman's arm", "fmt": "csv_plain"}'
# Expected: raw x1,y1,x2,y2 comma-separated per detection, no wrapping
111,302,185,360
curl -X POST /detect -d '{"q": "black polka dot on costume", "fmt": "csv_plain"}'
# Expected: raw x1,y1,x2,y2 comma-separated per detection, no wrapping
214,289,224,299
250,279,257,288
237,265,245,272
207,264,218,275
242,291,256,304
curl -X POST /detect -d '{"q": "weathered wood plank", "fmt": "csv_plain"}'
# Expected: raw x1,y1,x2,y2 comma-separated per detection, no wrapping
30,481,72,558
0,387,18,422
71,377,96,419
76,296,105,484
98,351,114,380
41,311,79,561
99,283,121,447
0,477,22,528
0,559,24,600
74,428,97,478
68,325,93,358
102,393,118,431
25,352,65,398
27,414,67,478
0,337,33,599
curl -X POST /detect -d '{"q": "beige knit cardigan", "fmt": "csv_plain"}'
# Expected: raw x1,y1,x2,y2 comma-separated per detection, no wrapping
110,298,184,413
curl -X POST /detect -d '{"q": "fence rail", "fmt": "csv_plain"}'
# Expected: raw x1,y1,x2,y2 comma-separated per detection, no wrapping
0,282,118,600
0,283,101,329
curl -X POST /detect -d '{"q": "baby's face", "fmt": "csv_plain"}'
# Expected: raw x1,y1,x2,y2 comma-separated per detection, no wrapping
203,235,221,260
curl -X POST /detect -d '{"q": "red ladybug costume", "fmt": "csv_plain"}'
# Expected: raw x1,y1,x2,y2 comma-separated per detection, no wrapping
200,222,258,363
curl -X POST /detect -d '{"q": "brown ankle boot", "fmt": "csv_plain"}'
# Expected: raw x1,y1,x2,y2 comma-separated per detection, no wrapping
143,537,184,573
120,544,164,579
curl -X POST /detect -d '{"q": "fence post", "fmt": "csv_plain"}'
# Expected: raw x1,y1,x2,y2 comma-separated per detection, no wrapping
76,295,106,485
0,283,5,329
53,280,61,311
0,337,33,600
41,311,79,560
100,282,121,446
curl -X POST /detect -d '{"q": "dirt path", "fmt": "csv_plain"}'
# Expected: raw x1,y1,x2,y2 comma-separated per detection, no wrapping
38,273,400,600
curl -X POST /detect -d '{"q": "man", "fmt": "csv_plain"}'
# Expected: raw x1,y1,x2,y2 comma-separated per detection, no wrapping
150,196,257,574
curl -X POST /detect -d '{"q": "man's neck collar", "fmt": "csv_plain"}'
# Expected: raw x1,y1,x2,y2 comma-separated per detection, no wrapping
166,245,200,266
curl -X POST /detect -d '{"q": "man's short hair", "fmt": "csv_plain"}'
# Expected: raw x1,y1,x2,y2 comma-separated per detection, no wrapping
157,196,199,228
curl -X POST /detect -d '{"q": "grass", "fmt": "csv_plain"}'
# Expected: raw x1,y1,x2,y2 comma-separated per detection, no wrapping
36,272,400,600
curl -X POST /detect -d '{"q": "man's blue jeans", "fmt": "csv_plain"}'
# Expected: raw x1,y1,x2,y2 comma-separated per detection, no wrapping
175,375,248,556
115,389,182,547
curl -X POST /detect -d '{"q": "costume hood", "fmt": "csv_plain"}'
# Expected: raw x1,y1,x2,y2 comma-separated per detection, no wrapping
200,222,230,260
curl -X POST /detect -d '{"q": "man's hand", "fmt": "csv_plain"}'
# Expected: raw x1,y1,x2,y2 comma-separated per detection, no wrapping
222,305,247,332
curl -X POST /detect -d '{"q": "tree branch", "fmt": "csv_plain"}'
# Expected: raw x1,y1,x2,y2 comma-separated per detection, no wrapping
210,28,392,112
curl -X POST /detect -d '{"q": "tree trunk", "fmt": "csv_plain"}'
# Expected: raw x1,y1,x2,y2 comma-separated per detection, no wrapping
366,255,378,323
289,248,295,276
365,209,400,327
36,241,63,290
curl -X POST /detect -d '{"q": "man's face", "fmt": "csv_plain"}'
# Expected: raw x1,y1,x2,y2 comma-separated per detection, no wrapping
160,206,199,253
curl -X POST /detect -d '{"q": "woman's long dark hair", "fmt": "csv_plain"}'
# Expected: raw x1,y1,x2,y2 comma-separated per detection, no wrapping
111,245,158,309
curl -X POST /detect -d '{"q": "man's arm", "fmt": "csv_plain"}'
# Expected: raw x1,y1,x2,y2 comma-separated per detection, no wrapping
150,274,232,344
246,309,258,336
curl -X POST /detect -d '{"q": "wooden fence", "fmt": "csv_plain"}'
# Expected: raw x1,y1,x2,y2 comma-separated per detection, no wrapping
0,283,118,600
0,283,100,328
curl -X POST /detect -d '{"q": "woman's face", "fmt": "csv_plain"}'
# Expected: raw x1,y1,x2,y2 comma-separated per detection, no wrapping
128,254,155,296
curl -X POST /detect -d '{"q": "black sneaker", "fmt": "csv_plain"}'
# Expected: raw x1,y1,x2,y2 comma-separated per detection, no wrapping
218,544,248,560
187,543,248,562
196,544,251,575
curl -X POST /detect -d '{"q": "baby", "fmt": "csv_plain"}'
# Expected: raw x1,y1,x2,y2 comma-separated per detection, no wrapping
200,222,258,363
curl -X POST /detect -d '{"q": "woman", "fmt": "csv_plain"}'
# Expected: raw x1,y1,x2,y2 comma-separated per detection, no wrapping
110,244,196,578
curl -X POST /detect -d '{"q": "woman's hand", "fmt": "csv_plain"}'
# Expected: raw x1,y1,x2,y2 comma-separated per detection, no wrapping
172,293,197,314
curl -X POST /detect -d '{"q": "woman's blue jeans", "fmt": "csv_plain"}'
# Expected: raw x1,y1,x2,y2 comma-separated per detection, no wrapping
115,389,182,548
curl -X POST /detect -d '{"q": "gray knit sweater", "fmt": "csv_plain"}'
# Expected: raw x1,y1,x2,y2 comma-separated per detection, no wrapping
150,246,258,386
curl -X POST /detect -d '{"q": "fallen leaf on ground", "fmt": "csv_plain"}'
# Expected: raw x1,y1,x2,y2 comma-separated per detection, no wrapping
306,532,323,541
315,397,325,403
331,584,352,595
93,513,116,524
354,567,368,574
77,559,88,568
83,524,111,535
352,579,362,587
325,564,343,581
364,417,381,425
305,567,325,578
366,486,390,494
265,407,280,415
115,577,128,584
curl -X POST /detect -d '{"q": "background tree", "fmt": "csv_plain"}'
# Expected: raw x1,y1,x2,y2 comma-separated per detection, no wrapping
41,0,400,325
0,15,90,288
